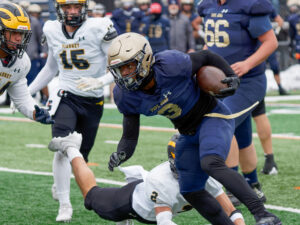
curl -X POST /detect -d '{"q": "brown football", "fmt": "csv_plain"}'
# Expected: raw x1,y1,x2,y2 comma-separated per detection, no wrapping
196,66,227,95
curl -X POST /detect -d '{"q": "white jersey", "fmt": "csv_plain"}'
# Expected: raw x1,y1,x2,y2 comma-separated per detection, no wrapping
30,17,114,98
0,53,35,119
122,162,224,222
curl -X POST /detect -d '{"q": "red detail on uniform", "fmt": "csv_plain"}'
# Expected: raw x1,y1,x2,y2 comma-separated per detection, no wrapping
150,3,162,14
295,53,300,60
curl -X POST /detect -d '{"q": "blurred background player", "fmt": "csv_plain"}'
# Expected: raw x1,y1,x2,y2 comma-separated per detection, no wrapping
111,0,144,34
0,2,53,125
48,132,246,225
168,0,195,53
198,0,279,210
140,2,170,54
136,0,151,15
287,0,300,63
92,3,106,17
28,0,117,222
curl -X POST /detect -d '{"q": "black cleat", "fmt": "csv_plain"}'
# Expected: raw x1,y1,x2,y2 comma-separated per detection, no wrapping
255,211,282,225
279,87,289,95
251,182,266,203
226,190,241,206
261,154,278,175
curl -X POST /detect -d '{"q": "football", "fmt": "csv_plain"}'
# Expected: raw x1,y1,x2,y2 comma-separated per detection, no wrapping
196,66,227,96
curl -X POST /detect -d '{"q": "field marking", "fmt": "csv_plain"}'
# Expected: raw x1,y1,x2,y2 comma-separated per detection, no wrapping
1,116,300,140
0,167,299,215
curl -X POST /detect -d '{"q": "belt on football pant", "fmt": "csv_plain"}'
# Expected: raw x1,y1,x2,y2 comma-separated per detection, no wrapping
204,101,259,119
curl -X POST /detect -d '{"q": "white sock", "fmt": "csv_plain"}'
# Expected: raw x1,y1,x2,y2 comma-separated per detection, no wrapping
53,152,71,206
66,147,83,162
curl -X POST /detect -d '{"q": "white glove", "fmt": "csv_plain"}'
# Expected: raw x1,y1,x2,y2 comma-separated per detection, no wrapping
76,77,104,91
10,101,16,114
156,211,177,225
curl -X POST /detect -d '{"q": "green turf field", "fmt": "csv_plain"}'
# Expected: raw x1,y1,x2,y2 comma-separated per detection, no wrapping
0,103,300,224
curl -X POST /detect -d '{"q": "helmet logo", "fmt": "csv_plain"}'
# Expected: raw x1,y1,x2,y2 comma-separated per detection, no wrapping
17,25,29,30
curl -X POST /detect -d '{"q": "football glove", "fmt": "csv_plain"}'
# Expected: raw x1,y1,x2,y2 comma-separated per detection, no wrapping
34,105,55,124
108,151,126,171
216,77,240,98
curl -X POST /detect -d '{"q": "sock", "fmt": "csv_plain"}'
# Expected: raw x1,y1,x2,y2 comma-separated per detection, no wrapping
243,168,258,185
230,166,239,172
67,147,83,162
53,152,71,206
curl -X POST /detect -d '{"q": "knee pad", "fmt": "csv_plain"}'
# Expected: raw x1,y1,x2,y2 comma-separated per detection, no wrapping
200,155,227,176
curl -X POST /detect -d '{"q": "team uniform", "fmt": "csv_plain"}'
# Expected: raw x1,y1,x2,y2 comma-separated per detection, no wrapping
198,0,272,149
140,15,170,54
29,17,114,160
113,50,235,193
288,12,300,62
111,7,144,34
28,16,116,221
85,162,223,223
0,53,35,119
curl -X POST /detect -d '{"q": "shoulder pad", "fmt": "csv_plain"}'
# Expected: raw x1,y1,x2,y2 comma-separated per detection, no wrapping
103,24,118,41
247,0,273,16
197,0,214,17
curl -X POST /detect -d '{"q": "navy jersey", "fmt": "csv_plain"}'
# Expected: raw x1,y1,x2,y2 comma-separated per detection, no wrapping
113,50,200,120
288,13,300,42
141,16,170,54
197,0,273,77
111,8,144,34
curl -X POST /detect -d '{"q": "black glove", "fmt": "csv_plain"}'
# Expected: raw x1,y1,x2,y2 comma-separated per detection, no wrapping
108,151,126,171
34,105,55,124
216,77,240,98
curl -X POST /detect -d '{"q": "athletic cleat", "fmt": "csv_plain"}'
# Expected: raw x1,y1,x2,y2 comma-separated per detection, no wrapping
261,155,278,175
255,211,282,225
226,190,241,206
48,132,82,154
51,183,59,201
251,182,266,203
56,203,73,222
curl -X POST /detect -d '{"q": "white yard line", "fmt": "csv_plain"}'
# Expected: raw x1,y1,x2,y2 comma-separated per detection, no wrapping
1,116,300,140
0,166,299,214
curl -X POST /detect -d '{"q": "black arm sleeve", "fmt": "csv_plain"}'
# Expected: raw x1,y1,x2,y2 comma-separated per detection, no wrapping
117,114,140,161
188,50,236,77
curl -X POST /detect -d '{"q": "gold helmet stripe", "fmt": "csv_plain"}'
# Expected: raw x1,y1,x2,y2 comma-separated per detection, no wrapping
0,3,30,30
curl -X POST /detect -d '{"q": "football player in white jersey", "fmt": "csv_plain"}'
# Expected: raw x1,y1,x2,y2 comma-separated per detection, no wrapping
0,2,53,125
48,132,246,225
28,0,117,222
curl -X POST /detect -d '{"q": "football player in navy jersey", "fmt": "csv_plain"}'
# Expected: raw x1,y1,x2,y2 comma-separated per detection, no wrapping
111,0,144,34
287,2,300,63
105,32,280,225
198,0,280,217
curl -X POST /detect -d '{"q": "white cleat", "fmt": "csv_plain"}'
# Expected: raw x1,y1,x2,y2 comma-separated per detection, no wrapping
48,132,82,154
51,184,58,201
56,203,73,222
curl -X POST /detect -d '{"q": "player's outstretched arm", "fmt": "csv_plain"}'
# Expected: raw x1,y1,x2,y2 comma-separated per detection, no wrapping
76,72,114,91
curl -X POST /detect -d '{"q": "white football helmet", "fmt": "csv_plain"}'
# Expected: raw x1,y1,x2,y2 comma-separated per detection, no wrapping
108,32,154,91
55,0,89,26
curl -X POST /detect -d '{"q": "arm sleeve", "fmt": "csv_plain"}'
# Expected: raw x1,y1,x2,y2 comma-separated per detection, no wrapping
7,78,36,120
188,50,236,77
28,48,58,95
117,114,140,161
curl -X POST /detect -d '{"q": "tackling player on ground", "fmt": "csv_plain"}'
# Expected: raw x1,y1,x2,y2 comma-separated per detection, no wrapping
28,0,117,222
48,132,246,225
0,2,53,125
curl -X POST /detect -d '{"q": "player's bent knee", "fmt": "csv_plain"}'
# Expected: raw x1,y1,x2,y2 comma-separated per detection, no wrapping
201,155,227,176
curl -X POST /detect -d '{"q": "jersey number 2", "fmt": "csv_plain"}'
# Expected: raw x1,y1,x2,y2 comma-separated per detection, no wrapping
59,49,90,70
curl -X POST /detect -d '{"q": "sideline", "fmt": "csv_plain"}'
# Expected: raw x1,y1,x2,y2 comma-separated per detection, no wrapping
1,115,300,140
0,166,299,214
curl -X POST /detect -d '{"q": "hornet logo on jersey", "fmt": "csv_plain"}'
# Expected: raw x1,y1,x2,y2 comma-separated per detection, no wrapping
14,68,21,73
221,9,228,13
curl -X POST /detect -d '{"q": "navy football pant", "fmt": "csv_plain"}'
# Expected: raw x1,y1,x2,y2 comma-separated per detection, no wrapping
52,91,104,162
222,74,266,149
